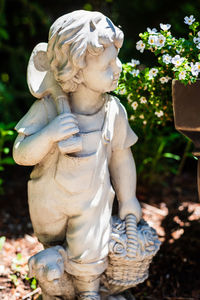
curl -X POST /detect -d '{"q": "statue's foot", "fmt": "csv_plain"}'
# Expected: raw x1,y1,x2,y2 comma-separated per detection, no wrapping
78,291,100,300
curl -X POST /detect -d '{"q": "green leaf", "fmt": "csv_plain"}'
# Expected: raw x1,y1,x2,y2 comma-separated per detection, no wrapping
16,253,22,261
1,157,14,165
31,277,37,290
9,274,18,286
0,28,9,40
163,153,181,160
143,157,153,164
83,3,92,11
3,147,9,154
0,236,5,251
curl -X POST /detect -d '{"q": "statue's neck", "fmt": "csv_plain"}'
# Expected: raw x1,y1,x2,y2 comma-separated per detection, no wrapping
69,85,105,115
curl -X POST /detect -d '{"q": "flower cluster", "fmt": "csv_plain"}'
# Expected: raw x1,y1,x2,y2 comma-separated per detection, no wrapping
115,15,200,128
136,15,200,83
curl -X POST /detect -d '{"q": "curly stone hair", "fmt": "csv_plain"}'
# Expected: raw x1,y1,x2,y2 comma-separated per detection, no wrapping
47,10,124,92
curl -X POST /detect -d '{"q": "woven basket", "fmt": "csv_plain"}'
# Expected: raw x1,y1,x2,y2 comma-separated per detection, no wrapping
104,214,161,288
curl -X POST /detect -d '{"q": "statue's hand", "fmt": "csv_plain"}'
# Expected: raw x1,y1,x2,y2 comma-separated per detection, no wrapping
45,113,79,143
119,197,142,222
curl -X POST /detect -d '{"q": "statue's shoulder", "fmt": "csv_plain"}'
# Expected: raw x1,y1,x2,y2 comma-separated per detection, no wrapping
107,94,128,121
15,96,57,135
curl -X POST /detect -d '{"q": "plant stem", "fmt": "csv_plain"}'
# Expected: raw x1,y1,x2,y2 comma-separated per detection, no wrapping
177,139,192,176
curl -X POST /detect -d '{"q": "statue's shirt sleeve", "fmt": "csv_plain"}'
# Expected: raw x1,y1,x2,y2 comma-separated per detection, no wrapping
15,97,57,135
110,96,138,150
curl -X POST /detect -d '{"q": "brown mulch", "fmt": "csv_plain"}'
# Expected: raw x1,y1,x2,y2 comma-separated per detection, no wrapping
0,165,200,300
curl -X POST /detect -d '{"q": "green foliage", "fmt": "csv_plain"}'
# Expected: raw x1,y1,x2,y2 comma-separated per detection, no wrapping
11,253,26,273
9,274,19,286
0,0,51,192
0,123,15,193
30,277,38,290
25,276,38,290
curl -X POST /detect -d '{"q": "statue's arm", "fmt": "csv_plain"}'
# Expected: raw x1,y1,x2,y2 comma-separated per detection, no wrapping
109,147,142,222
13,112,79,166
13,128,54,166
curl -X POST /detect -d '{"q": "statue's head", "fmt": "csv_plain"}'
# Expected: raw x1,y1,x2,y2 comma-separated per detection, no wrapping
47,10,124,93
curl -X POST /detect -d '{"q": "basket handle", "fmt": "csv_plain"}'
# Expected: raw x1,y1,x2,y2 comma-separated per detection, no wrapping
125,214,138,258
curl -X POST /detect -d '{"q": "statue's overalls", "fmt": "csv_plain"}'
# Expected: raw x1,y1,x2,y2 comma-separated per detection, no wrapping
15,94,137,277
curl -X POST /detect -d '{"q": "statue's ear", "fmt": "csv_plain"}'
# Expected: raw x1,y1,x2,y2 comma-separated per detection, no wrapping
73,70,84,84
28,256,36,278
27,42,52,99
57,247,67,259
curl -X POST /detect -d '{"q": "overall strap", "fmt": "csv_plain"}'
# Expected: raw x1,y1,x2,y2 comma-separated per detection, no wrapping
102,94,112,144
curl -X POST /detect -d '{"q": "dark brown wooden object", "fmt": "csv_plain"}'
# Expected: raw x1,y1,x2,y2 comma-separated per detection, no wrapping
172,79,200,200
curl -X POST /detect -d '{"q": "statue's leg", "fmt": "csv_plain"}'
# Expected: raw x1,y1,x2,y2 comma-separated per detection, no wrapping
32,216,68,249
73,275,101,300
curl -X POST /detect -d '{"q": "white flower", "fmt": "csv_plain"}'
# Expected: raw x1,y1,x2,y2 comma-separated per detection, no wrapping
196,43,200,49
179,70,186,80
191,62,198,76
198,31,200,37
139,114,144,119
163,54,172,64
195,62,200,72
147,27,157,34
184,15,195,25
136,40,145,53
155,110,164,117
140,96,147,104
160,76,170,84
156,34,166,47
190,62,200,76
149,68,159,79
160,77,166,84
130,115,135,121
128,59,140,67
160,23,171,31
172,55,184,67
130,69,140,77
148,35,157,46
143,120,147,125
131,101,138,110
193,37,200,44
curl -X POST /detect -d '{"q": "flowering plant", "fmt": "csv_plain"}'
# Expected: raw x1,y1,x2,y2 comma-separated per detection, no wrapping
115,15,200,127
114,16,198,182
137,16,200,82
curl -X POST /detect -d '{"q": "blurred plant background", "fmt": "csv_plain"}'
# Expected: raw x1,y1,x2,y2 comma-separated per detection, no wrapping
1,0,200,191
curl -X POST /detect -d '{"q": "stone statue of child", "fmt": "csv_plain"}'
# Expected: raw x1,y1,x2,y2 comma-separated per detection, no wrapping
13,10,142,300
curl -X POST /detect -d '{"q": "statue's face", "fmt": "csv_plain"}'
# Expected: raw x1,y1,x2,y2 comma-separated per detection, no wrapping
80,44,122,93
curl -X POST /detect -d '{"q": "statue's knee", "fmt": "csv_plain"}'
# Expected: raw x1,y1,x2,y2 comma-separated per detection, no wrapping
37,233,65,248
